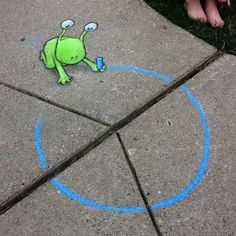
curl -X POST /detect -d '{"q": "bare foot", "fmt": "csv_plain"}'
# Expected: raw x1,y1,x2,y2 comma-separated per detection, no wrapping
205,0,225,27
184,0,207,22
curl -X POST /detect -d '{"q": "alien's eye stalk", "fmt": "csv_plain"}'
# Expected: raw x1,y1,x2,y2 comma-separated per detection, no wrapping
84,22,98,32
61,19,74,30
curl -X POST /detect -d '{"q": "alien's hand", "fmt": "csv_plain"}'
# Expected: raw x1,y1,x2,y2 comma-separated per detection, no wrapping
99,64,106,72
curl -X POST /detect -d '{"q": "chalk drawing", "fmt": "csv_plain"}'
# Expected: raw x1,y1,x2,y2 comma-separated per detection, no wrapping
40,20,106,85
34,65,210,213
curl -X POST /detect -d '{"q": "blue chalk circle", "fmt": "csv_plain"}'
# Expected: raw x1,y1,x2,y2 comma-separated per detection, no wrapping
96,57,104,71
34,65,211,213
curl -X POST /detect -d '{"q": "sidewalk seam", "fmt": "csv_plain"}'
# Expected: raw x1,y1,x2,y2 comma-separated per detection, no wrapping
0,82,111,127
116,132,162,236
0,50,223,215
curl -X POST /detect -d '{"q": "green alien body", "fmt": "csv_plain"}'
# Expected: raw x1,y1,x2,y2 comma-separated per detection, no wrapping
40,20,105,84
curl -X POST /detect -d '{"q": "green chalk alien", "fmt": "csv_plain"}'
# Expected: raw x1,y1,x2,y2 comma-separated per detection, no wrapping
40,20,105,84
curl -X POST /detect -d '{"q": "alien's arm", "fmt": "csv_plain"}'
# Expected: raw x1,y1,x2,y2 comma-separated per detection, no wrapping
83,57,98,72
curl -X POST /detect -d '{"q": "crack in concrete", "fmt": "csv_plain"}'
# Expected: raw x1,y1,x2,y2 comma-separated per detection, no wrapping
0,50,223,215
0,83,111,127
116,132,162,236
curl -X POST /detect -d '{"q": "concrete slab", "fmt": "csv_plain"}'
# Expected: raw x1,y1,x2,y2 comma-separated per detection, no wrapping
119,82,203,203
120,54,236,235
0,85,106,202
0,135,157,236
0,0,216,124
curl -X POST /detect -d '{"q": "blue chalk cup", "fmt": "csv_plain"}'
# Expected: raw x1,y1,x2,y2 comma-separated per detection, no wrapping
96,57,104,71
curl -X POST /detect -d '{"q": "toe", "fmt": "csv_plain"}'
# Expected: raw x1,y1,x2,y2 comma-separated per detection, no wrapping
212,18,225,27
184,0,208,22
205,0,225,27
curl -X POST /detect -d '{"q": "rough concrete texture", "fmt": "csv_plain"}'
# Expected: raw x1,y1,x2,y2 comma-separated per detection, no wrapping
56,135,144,207
0,0,216,123
119,81,203,203
0,135,157,236
120,54,236,235
1,0,235,235
0,85,106,202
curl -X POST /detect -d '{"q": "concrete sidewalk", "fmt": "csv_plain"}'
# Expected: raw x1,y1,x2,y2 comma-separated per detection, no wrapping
0,0,235,235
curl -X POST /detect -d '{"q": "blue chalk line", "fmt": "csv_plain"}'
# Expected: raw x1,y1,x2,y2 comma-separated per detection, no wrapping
34,65,210,213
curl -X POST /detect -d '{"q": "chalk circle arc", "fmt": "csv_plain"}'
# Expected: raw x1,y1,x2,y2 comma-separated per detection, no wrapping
34,65,210,213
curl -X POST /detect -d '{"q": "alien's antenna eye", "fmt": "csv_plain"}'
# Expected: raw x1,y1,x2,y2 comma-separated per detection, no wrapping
84,22,98,32
61,19,74,29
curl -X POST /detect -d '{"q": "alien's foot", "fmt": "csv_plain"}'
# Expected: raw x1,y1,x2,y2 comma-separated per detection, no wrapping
184,0,207,22
205,0,224,27
57,76,72,85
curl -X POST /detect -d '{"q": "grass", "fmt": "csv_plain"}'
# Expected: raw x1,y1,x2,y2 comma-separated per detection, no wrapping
144,0,236,55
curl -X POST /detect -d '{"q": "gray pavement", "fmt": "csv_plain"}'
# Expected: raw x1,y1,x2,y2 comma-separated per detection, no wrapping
0,0,215,124
154,55,236,236
0,0,235,235
120,54,236,235
0,135,157,236
0,85,106,202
